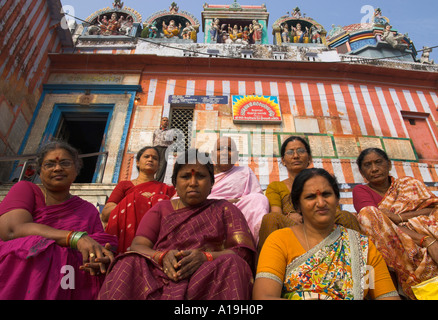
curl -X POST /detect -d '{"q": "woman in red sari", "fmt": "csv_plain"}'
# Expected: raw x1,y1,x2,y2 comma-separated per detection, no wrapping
98,149,256,300
353,148,438,299
102,146,175,253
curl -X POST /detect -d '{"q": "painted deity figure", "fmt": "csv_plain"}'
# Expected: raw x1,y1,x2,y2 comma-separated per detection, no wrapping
119,16,133,36
373,8,388,26
281,24,290,43
97,15,109,35
381,24,406,49
420,46,435,64
228,25,243,42
210,18,220,43
242,26,250,42
250,20,263,44
147,21,158,38
292,7,301,18
292,23,308,43
310,25,322,44
182,21,195,40
162,20,181,38
113,0,124,10
105,12,120,35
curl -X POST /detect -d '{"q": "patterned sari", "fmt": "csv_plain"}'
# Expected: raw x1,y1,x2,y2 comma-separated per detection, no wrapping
105,181,175,253
357,176,438,299
99,199,256,300
283,227,369,300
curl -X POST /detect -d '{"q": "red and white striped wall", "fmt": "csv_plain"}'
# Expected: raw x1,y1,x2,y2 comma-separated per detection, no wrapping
133,77,438,189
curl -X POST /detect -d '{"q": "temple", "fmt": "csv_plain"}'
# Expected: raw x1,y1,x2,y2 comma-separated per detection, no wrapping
1,1,438,212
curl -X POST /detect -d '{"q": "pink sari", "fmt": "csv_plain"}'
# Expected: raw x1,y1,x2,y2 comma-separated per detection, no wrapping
105,181,175,253
99,199,256,300
0,182,117,300
356,176,438,299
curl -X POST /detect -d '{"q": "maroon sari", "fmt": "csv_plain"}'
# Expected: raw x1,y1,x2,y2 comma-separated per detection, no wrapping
105,181,175,253
98,199,256,300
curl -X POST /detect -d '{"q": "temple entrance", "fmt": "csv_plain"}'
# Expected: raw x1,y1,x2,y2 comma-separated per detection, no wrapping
55,112,109,182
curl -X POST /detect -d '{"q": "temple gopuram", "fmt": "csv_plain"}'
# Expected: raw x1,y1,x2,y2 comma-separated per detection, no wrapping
1,0,438,213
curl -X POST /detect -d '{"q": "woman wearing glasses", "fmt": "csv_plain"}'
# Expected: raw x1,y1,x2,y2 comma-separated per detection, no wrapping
0,141,117,299
257,136,360,252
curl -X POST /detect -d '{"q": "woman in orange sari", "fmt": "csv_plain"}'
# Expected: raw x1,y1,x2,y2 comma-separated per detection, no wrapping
102,146,175,253
353,148,438,299
254,168,398,300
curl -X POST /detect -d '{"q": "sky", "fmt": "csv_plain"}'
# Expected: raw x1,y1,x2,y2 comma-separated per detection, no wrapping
61,0,438,62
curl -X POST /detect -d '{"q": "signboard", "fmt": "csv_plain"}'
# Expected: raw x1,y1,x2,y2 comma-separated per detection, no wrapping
232,95,282,123
168,95,228,105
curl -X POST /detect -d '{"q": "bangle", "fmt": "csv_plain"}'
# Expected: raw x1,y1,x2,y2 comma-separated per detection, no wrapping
66,230,74,247
158,250,169,266
203,251,213,261
152,251,161,262
420,236,431,247
426,239,437,249
69,231,88,250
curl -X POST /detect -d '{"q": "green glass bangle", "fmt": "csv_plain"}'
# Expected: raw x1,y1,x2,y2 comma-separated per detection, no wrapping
69,231,88,249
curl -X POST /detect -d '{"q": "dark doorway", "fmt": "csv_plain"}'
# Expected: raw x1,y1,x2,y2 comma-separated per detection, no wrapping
55,112,108,182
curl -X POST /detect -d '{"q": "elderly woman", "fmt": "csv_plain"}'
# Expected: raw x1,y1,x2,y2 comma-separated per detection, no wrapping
102,146,175,253
258,136,360,251
353,148,438,299
0,141,117,299
98,149,256,300
254,168,399,300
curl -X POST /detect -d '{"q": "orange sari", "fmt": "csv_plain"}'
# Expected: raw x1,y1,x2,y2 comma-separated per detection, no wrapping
357,176,438,299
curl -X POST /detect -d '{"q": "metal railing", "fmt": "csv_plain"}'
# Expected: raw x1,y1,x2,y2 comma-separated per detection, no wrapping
0,151,109,183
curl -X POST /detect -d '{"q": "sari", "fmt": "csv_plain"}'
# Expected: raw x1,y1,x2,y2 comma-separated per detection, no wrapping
256,226,397,300
208,165,269,245
258,181,361,251
0,181,117,300
355,176,438,299
98,199,256,300
105,180,175,253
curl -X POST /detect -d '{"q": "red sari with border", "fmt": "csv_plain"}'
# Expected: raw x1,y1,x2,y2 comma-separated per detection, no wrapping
98,199,256,300
105,181,175,253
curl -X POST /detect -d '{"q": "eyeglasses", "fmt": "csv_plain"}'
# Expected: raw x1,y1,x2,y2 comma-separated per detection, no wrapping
284,148,307,156
42,160,74,170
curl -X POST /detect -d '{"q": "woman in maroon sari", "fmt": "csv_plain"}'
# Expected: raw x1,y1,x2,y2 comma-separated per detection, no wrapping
99,149,256,300
0,141,117,299
102,146,175,253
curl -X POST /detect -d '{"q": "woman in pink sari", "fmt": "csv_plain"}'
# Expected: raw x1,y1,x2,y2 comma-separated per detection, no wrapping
353,148,438,299
99,149,256,300
102,146,175,253
0,141,117,299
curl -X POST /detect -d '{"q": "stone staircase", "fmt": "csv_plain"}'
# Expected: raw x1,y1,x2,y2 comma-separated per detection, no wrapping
0,183,117,211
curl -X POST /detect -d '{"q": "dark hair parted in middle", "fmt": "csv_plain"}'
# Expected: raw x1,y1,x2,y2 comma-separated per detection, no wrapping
280,135,312,158
136,146,160,171
171,149,215,187
356,147,390,170
291,168,340,212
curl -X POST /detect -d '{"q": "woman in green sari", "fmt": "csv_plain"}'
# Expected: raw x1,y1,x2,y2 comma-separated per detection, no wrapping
253,168,399,300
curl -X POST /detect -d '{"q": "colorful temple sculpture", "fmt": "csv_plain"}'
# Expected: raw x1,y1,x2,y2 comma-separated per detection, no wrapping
202,1,269,44
141,2,200,42
83,3,142,37
327,8,416,61
272,7,327,46
1,1,438,214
